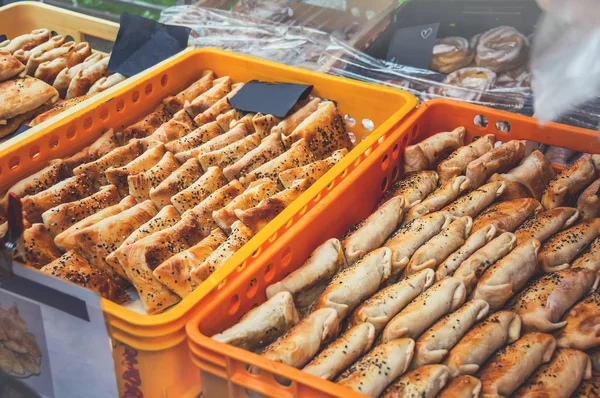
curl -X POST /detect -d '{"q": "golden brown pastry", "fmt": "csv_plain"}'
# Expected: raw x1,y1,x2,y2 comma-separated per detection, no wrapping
65,56,109,99
147,109,196,144
266,238,346,315
174,123,248,163
438,375,481,398
312,247,392,320
412,300,489,368
475,26,529,73
170,166,229,214
1,160,69,208
303,323,375,380
119,104,171,142
164,121,222,153
251,113,280,137
342,196,405,265
430,37,474,74
573,373,600,397
149,158,203,209
278,149,347,189
496,180,534,202
477,332,556,398
472,239,540,310
556,289,600,350
490,150,556,200
471,198,542,233
404,127,466,173
87,73,126,95
25,41,74,75
215,108,242,131
379,170,439,208
382,364,450,398
199,131,263,171
380,277,466,343
513,348,591,398
192,82,245,126
2,29,51,55
0,76,59,124
572,236,600,271
437,134,495,183
0,50,26,82
406,216,473,275
14,224,62,269
105,144,167,195
40,250,129,303
514,206,580,244
229,112,254,132
442,181,506,218
271,97,322,137
62,128,120,170
537,218,600,273
13,34,64,65
185,76,232,118
404,175,471,223
34,42,91,84
336,338,415,398
127,152,180,202
53,52,104,98
223,133,286,181
0,106,49,138
163,70,215,114
29,94,91,127
577,178,600,220
542,154,599,210
41,184,121,237
211,291,299,352
466,140,526,188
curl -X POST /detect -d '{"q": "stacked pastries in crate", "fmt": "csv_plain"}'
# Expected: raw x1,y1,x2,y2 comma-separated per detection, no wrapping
212,127,600,397
0,71,353,314
0,29,126,137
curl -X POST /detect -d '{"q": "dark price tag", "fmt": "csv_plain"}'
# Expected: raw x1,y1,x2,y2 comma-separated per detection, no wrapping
0,34,7,43
229,80,313,118
387,23,440,70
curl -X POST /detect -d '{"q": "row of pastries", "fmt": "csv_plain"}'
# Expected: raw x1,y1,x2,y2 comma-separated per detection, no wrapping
0,70,354,314
212,127,600,397
0,29,126,138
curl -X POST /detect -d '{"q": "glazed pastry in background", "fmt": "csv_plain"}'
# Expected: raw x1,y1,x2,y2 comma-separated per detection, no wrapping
382,364,450,398
0,50,26,82
212,291,299,352
278,148,347,189
475,26,529,73
1,160,69,208
537,218,600,272
380,277,466,343
223,133,286,181
162,70,215,114
34,42,92,85
577,178,600,220
471,198,542,233
312,247,392,320
342,196,405,265
510,268,599,333
348,269,435,335
430,37,474,74
572,237,600,271
466,140,526,188
14,224,62,269
429,67,496,102
0,76,59,125
13,35,65,65
403,127,465,173
437,134,495,183
471,238,540,310
128,152,180,202
438,375,481,398
513,348,591,398
65,56,110,99
477,332,556,398
302,323,375,381
169,166,228,214
53,52,104,98
266,238,346,315
514,206,579,244
490,150,555,200
336,338,415,398
496,66,531,89
0,29,51,54
573,373,600,397
271,97,322,137
442,181,505,218
87,73,126,95
556,289,600,350
379,170,439,208
541,153,598,210
544,145,576,165
149,158,204,209
404,175,470,223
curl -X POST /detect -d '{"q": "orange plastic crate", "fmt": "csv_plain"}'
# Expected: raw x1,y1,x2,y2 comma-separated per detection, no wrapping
186,98,600,398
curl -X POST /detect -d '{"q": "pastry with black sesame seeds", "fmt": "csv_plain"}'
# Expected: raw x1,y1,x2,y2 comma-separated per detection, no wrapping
271,97,322,137
229,113,255,133
380,170,440,209
437,133,495,184
199,131,263,171
572,236,600,271
162,70,215,114
438,375,481,398
149,158,203,209
541,153,599,210
471,198,542,234
495,180,534,202
556,289,600,350
194,82,245,127
514,206,579,244
0,29,51,55
404,175,471,224
382,364,450,398
577,178,600,221
490,150,555,200
223,133,286,181
278,148,347,189
175,123,248,163
60,128,119,170
144,109,196,144
442,180,506,219
215,108,242,131
127,152,180,202
404,127,466,173
573,372,600,398
169,166,229,214
0,50,26,82
118,103,171,143
164,121,223,153
251,113,280,137
466,140,526,189
13,223,62,269
185,76,232,118
106,144,167,196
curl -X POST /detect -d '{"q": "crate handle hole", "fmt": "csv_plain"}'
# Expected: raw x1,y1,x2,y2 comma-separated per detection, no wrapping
313,191,322,203
362,118,375,132
268,232,278,243
281,247,293,268
344,113,356,127
132,91,140,103
285,218,294,229
115,99,125,113
495,120,511,133
264,263,275,283
392,143,400,160
273,374,293,388
327,180,336,191
29,146,40,160
145,83,153,96
247,278,258,299
217,279,227,290
8,156,20,170
99,108,109,121
474,114,489,128
381,154,389,171
237,260,247,272
391,165,399,182
48,135,59,149
243,363,261,376
160,74,169,87
228,294,240,315
411,124,419,141
381,176,388,192
66,125,76,139
252,248,261,258
299,205,308,215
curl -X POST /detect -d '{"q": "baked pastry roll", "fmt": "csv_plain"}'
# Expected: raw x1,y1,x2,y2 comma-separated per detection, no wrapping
251,113,280,137
573,373,600,397
0,77,59,124
437,134,495,183
472,239,540,310
438,375,481,398
453,232,518,293
312,247,392,320
40,250,129,303
29,94,91,127
303,323,375,380
513,348,591,398
229,113,254,132
223,133,286,181
496,180,534,202
34,42,91,84
380,277,466,343
259,307,339,369
192,82,245,126
435,224,498,281
572,236,600,271
127,152,180,202
537,218,600,272
577,178,600,220
12,34,64,64
466,140,526,188
147,109,196,144
556,289,600,350
381,364,450,398
174,123,248,163
164,121,222,153
430,37,474,74
514,206,580,244
478,332,556,398
471,198,542,233
119,104,171,142
215,109,242,131
384,211,455,275
149,158,203,209
170,166,228,214
106,144,167,195
0,106,50,138
213,178,279,234
21,174,93,223
184,76,232,118
490,150,555,200
1,29,51,54
342,196,405,265
87,73,126,95
266,238,346,315
65,56,109,99
442,181,506,218
163,70,215,114
406,216,473,275
336,338,415,398
199,131,262,171
14,224,62,269
41,184,121,237
191,220,254,282
411,300,489,368
212,291,299,352
0,51,26,82
282,101,351,159
54,195,137,251
25,41,75,75
590,347,600,372
153,228,227,297
278,149,347,189
404,175,471,223
541,154,599,210
404,127,466,173
53,52,104,97
271,97,322,137
475,26,528,73
510,267,599,333
240,138,316,186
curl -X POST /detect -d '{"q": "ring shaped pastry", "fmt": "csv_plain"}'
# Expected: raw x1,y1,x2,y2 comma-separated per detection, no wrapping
476,26,529,73
430,37,474,74
430,67,497,102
